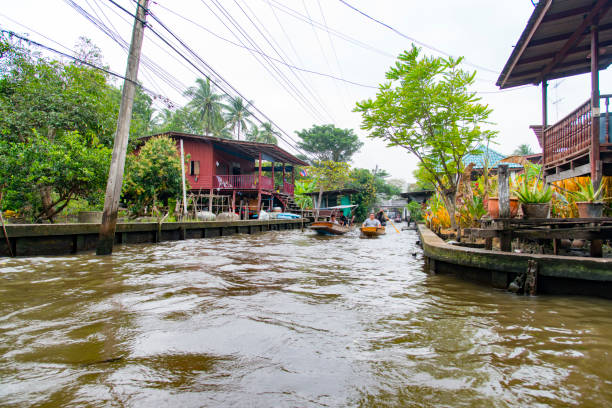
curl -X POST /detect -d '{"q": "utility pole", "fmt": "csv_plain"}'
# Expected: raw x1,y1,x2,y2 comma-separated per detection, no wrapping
97,0,149,255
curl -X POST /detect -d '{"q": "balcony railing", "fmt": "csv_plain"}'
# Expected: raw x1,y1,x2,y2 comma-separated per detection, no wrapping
543,95,612,169
283,182,294,195
212,174,275,191
213,174,258,189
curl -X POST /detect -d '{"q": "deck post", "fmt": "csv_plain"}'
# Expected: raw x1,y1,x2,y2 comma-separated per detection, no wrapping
541,79,548,171
271,161,275,191
291,167,295,185
282,163,286,192
591,20,602,188
498,164,510,218
232,190,236,213
208,188,213,213
257,153,262,212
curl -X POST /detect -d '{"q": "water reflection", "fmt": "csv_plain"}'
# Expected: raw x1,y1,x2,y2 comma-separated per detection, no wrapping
0,228,611,407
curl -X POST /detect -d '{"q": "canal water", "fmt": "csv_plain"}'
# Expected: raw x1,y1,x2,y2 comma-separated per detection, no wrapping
0,228,611,407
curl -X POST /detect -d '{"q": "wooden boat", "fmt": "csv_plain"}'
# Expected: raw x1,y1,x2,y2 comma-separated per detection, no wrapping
310,221,351,236
360,226,386,237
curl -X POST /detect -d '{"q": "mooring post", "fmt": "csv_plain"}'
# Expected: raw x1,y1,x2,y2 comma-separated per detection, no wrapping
96,0,149,255
498,164,510,218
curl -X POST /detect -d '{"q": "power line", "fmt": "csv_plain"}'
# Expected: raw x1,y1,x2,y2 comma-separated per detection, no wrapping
120,0,319,159
337,0,500,75
204,0,329,123
152,1,377,89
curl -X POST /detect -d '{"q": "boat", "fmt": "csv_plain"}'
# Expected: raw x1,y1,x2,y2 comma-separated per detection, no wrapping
310,221,352,236
360,226,386,237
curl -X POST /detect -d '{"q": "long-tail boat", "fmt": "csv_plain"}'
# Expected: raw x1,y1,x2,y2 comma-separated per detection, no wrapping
360,226,386,237
310,221,352,236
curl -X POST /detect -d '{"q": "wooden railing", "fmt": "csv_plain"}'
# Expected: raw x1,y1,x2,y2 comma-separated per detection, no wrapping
543,99,591,167
260,176,274,190
213,174,258,189
212,174,274,190
543,94,612,168
283,182,294,195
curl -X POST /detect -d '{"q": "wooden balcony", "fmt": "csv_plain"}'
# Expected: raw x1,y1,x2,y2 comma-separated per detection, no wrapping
212,174,294,194
543,95,612,182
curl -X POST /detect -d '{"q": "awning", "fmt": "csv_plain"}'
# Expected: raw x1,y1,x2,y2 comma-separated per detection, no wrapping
497,0,612,89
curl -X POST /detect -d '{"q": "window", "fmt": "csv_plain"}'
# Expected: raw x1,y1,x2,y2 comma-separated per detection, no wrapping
190,160,200,176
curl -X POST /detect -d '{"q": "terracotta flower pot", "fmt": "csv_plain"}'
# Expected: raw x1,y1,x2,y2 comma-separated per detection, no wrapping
487,197,519,218
521,203,550,219
487,197,499,218
575,201,604,218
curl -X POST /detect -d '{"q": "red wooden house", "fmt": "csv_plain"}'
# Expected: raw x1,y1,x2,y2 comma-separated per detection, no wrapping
497,0,612,185
139,132,309,215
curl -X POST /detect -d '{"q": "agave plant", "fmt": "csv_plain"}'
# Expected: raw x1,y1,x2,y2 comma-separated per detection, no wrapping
571,180,606,203
514,181,552,204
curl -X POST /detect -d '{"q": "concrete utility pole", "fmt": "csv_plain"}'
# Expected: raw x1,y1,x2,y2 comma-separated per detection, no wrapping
97,0,149,255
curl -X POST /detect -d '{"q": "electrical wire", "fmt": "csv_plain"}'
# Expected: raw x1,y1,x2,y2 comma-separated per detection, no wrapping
337,0,500,75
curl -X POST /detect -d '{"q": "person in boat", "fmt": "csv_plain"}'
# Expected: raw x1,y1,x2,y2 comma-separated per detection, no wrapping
362,213,382,228
376,209,387,226
330,214,340,225
339,214,348,226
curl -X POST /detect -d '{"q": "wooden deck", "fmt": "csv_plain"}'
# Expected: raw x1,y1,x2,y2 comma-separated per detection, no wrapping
543,96,612,182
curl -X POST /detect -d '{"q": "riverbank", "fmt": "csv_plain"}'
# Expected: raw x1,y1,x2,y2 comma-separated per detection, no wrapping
0,219,305,257
418,223,612,299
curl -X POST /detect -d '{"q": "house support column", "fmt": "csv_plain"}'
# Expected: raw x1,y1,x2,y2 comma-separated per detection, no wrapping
232,190,236,213
291,167,295,185
541,79,548,172
271,161,275,191
591,20,602,188
257,153,262,213
208,188,213,213
282,163,286,192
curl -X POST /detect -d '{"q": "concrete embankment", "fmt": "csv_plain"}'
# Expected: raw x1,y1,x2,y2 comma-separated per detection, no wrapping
0,219,305,257
418,224,612,299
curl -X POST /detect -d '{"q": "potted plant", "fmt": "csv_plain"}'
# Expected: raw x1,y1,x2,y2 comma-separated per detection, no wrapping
515,181,553,219
571,181,607,218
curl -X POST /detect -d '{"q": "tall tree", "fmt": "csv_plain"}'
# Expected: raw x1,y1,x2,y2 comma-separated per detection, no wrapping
258,122,279,145
355,46,496,230
184,78,225,136
225,97,253,140
309,160,352,219
0,34,116,220
122,135,186,216
296,124,363,162
513,144,534,156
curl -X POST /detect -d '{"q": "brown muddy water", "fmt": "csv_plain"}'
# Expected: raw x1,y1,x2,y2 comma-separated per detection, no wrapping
0,227,611,407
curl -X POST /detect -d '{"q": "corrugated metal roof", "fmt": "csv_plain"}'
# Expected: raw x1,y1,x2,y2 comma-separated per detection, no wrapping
464,145,523,169
140,132,309,166
497,0,612,89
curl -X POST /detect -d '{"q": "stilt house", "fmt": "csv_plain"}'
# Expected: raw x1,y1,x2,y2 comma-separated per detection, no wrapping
139,132,309,215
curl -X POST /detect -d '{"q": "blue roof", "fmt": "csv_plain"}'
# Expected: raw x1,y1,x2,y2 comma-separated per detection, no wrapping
463,145,522,169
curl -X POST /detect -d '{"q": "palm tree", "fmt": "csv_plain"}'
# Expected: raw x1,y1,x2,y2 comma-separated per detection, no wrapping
184,78,226,136
246,124,259,142
209,114,232,139
513,144,534,156
225,97,253,140
258,122,279,145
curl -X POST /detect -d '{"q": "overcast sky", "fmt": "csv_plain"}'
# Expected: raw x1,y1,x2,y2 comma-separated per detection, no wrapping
3,0,612,184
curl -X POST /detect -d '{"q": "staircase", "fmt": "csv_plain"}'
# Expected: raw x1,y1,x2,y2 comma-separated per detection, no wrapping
273,192,302,214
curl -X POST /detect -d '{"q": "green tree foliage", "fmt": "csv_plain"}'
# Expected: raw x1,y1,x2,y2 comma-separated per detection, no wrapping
0,35,121,221
346,167,399,221
355,46,496,229
296,124,363,162
184,78,226,136
246,122,279,144
309,160,352,219
512,144,534,156
0,131,110,221
122,136,186,216
293,179,316,209
225,97,253,140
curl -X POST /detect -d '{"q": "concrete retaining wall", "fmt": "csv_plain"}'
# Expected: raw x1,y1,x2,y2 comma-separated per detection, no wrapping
0,219,305,257
418,224,612,299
